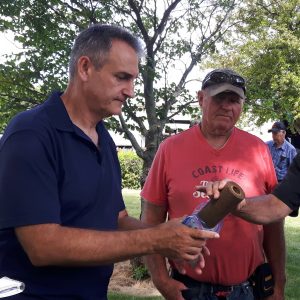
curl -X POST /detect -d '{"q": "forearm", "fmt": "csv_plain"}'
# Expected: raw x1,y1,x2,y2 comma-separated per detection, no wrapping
202,180,292,224
140,200,174,289
263,221,286,291
144,254,186,300
263,221,286,299
238,194,291,224
16,220,215,267
16,224,160,266
144,254,170,285
118,212,150,230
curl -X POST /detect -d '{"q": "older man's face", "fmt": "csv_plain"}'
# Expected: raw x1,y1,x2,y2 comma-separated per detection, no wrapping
198,91,244,135
272,130,286,146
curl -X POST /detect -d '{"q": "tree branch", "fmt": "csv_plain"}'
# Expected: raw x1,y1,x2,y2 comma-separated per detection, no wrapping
151,0,182,46
128,0,150,44
123,101,147,136
118,114,145,159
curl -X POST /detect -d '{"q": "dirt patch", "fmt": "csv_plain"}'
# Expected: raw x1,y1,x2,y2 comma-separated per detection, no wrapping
108,260,161,297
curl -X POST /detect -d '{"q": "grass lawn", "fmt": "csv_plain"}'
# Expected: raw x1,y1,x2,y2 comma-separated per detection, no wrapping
108,189,300,300
285,216,300,300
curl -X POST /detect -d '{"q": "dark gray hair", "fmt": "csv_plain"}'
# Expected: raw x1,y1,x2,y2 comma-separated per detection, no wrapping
69,24,144,78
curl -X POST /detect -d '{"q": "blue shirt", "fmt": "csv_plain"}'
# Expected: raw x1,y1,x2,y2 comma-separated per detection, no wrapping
266,139,297,181
0,92,125,299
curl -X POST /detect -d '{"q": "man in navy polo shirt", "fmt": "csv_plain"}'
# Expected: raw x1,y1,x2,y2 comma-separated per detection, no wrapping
0,24,218,299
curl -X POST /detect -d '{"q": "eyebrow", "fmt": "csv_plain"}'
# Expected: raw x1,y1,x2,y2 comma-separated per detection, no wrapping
116,72,138,80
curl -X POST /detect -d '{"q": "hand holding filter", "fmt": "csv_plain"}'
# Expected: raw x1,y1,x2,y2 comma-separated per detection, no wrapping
183,181,245,232
197,181,245,229
181,181,245,269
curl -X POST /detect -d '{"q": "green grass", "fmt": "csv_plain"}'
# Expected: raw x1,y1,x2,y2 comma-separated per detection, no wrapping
122,188,142,218
108,189,300,300
284,217,300,300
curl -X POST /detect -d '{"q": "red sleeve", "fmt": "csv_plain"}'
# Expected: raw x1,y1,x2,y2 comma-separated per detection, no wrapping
141,141,169,206
262,142,278,193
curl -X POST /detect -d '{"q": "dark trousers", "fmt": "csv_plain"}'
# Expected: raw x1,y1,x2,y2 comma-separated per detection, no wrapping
172,270,254,300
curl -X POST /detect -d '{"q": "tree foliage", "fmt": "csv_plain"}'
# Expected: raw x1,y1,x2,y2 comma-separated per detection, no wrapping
0,0,241,183
208,0,300,130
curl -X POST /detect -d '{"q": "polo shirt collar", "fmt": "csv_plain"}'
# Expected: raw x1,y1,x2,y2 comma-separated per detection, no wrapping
44,91,74,132
44,91,104,143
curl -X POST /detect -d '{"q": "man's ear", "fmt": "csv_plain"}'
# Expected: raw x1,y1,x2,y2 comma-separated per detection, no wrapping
197,90,204,107
77,56,92,81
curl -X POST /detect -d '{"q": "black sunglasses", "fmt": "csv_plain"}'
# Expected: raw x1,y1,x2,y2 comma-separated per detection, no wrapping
202,71,246,92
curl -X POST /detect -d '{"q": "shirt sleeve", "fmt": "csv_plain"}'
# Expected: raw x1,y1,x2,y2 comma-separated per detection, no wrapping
262,141,278,193
272,152,300,215
289,146,297,164
0,130,61,229
140,141,168,206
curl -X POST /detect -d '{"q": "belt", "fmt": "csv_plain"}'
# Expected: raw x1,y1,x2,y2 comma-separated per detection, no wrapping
172,269,250,299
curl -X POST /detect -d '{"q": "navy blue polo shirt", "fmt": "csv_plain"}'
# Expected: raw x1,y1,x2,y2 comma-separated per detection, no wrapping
0,91,125,299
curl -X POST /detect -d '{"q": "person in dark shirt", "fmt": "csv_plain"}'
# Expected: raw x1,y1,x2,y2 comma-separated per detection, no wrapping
283,119,300,152
0,24,218,300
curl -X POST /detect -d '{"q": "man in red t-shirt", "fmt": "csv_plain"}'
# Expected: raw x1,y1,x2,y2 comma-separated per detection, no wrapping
141,69,286,300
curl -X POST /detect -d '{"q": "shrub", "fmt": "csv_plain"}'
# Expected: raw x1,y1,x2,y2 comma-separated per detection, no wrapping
132,264,149,281
118,150,143,189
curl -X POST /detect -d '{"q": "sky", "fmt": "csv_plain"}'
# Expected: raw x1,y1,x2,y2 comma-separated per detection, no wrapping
0,31,21,62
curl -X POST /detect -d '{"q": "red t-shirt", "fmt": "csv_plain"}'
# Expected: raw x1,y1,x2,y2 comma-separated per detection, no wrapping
141,125,277,285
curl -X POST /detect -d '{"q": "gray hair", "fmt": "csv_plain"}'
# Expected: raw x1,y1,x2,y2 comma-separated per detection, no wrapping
69,24,144,78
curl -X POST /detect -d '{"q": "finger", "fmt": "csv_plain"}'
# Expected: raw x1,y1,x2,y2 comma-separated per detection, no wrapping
173,259,187,274
202,245,210,256
177,265,186,275
196,253,205,269
180,249,204,261
181,245,203,257
212,182,222,199
188,254,204,274
219,179,230,189
237,199,246,210
192,229,220,240
211,178,230,199
196,182,213,196
193,264,203,275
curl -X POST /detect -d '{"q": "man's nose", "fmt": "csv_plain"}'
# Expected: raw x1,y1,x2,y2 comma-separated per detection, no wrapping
220,99,232,108
123,81,135,98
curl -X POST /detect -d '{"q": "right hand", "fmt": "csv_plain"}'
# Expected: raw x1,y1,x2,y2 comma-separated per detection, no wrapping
196,178,230,199
153,218,219,262
196,179,246,214
154,276,187,300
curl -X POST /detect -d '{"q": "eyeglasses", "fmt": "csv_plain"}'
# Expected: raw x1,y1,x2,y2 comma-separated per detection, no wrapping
202,71,246,92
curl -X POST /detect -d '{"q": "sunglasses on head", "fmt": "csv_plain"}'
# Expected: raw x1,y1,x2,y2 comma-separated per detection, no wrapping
202,71,246,92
